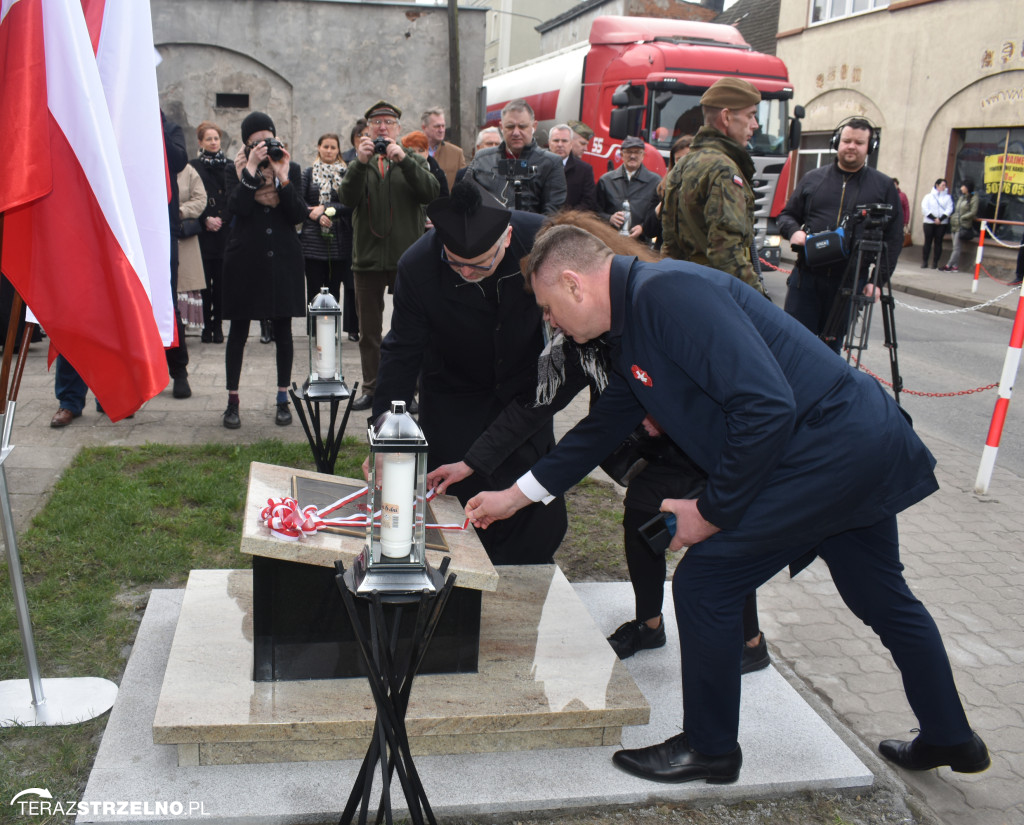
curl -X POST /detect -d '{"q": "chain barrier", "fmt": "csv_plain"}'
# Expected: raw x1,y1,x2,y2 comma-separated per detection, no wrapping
893,287,1020,315
853,361,999,398
756,255,1005,397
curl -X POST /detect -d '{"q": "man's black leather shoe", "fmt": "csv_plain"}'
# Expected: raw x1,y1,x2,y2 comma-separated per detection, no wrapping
740,632,770,674
613,733,741,784
879,732,990,773
275,402,292,426
607,616,666,659
350,393,374,412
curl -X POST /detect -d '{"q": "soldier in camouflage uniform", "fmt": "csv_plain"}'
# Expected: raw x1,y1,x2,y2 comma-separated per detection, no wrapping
661,78,767,296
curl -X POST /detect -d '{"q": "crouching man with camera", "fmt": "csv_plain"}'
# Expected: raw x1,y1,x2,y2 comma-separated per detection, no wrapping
779,117,904,351
339,100,440,411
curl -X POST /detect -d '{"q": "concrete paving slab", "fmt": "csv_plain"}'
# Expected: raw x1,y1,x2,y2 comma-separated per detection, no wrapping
77,584,870,825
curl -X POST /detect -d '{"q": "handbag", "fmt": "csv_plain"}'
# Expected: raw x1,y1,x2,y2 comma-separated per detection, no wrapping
903,230,913,248
958,226,975,242
179,217,202,238
803,226,849,268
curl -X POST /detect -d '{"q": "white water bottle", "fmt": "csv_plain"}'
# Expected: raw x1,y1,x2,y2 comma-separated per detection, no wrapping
619,199,631,236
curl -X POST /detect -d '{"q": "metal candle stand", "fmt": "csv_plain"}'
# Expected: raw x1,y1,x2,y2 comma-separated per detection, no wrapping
333,558,456,825
289,382,357,475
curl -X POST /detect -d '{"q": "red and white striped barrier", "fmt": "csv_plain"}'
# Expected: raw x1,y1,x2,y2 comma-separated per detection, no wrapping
975,278,1024,493
971,221,987,294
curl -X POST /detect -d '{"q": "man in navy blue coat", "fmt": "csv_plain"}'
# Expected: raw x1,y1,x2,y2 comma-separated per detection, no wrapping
466,225,989,784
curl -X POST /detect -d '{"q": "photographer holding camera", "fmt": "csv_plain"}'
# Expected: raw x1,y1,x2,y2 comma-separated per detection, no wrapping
779,118,904,351
220,111,308,429
340,100,439,411
466,99,566,215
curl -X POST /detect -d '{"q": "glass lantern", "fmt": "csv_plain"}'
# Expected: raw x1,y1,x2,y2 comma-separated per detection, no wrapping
349,401,438,595
304,287,349,398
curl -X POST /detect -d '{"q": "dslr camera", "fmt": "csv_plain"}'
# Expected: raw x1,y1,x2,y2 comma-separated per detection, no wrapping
373,137,390,156
245,137,285,163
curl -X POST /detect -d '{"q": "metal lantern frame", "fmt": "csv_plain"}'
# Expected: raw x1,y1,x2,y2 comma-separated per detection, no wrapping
350,401,437,596
304,287,347,398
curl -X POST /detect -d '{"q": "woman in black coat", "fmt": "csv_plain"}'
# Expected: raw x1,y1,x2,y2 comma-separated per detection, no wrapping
299,134,358,340
221,111,308,429
190,120,232,343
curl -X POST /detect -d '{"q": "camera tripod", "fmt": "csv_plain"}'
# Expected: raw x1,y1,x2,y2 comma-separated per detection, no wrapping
821,223,904,404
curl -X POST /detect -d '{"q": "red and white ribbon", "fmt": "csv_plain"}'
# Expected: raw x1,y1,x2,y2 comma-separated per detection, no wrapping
259,487,469,541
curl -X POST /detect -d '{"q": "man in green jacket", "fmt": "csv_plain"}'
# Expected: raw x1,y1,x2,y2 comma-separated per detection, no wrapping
340,100,440,410
661,78,766,296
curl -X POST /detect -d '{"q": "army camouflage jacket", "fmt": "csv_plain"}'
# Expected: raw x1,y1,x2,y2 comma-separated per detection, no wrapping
661,126,763,294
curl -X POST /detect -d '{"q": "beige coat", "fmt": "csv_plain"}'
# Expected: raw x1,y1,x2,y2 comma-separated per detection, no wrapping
177,164,207,293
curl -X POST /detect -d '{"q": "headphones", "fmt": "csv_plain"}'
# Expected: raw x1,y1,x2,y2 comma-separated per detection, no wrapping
829,116,880,155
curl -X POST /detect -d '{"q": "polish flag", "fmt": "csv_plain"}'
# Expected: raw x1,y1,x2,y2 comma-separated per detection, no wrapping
0,0,168,421
82,0,175,346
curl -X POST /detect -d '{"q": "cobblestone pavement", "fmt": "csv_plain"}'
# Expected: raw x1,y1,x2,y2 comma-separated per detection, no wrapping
2,253,1022,824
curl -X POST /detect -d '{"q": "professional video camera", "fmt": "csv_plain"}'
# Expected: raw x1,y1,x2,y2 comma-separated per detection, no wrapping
848,202,894,231
822,201,903,402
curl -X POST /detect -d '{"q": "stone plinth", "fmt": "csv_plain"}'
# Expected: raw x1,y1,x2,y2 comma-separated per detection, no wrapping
152,567,650,765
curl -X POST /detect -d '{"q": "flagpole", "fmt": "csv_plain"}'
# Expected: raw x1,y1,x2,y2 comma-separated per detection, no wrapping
0,213,118,726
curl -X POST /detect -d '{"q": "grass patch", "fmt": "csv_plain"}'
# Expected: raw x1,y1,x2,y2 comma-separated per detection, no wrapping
0,439,624,822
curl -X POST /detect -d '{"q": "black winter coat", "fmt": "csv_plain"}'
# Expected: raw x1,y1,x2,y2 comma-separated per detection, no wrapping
221,161,308,321
190,155,233,260
373,211,567,563
299,166,351,261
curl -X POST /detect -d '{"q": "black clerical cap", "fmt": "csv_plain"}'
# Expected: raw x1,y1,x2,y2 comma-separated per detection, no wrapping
427,181,511,259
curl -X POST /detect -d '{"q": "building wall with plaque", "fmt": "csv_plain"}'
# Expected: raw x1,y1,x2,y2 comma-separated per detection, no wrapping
776,0,1024,247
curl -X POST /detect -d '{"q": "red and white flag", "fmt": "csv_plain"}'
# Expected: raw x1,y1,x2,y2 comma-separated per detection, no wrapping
82,0,175,346
0,0,168,421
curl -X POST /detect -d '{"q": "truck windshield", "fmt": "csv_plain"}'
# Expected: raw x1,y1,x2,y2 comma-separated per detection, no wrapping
649,90,789,157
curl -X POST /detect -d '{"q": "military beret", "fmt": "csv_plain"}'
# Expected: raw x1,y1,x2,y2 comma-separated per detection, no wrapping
365,100,402,120
700,78,761,109
428,180,511,259
568,120,594,140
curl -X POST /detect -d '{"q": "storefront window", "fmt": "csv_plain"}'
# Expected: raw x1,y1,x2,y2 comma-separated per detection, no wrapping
953,128,1024,243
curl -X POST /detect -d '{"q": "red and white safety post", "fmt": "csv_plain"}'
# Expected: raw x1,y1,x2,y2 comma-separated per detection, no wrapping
971,221,987,294
975,276,1024,493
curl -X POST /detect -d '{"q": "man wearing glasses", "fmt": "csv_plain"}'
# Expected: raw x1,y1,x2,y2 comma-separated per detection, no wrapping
340,100,440,411
466,99,566,215
371,180,567,565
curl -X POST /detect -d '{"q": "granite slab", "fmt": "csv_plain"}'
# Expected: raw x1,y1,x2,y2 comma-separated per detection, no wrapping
152,567,649,764
241,462,498,592
78,583,872,824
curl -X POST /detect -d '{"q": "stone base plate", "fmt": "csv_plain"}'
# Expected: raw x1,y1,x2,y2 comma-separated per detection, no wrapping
78,584,872,824
152,567,649,764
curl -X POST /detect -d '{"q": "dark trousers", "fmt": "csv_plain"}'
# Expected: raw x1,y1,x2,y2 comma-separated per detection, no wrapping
353,270,396,394
225,318,294,392
624,505,759,639
672,515,972,755
200,255,223,333
304,256,343,306
54,354,87,414
922,223,947,267
783,267,844,353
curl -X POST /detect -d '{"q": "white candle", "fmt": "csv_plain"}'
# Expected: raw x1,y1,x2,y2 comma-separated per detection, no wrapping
316,316,336,378
380,452,415,558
